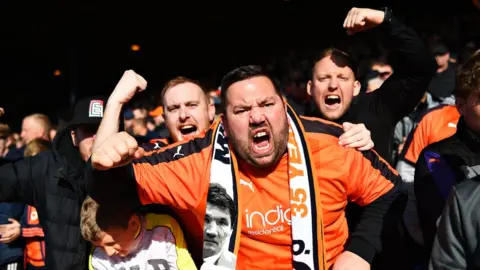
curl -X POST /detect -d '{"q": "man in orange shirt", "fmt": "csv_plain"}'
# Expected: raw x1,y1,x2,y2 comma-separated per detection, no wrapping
93,70,376,268
396,104,460,249
86,63,402,269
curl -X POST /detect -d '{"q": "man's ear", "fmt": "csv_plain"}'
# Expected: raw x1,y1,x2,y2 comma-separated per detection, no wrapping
208,102,216,122
353,80,361,96
129,214,140,235
306,80,313,96
221,114,228,137
70,130,78,146
456,98,466,116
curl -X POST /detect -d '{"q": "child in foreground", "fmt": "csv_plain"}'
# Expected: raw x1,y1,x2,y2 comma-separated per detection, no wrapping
81,197,196,270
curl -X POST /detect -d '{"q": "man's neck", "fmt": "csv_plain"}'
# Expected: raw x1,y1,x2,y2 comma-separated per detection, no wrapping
136,127,148,136
437,64,449,73
204,250,223,265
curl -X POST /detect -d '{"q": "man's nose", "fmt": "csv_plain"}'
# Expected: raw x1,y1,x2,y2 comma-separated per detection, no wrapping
205,223,218,237
249,107,266,125
179,107,189,121
328,77,339,90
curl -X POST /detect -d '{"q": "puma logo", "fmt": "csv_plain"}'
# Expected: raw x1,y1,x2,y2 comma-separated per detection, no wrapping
173,145,184,158
153,142,161,150
240,179,254,192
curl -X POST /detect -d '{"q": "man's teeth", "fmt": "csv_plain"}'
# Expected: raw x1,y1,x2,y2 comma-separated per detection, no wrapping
326,95,340,100
254,132,267,138
181,125,194,130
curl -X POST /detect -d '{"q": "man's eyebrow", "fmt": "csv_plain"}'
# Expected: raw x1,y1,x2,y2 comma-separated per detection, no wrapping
260,96,276,102
233,103,250,110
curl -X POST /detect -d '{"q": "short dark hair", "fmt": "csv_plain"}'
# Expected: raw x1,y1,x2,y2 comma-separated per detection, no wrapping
207,183,236,225
220,65,283,110
455,49,480,100
80,196,135,242
310,48,358,79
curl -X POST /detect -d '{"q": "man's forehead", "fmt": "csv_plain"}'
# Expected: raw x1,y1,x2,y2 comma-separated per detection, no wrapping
207,204,231,218
315,56,354,73
229,95,277,106
164,83,206,104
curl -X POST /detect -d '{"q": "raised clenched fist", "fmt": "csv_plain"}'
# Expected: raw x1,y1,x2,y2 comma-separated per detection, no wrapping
91,131,145,170
343,7,386,35
109,70,147,105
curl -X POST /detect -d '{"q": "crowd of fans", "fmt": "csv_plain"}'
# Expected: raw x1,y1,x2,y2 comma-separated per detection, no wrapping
0,5,480,270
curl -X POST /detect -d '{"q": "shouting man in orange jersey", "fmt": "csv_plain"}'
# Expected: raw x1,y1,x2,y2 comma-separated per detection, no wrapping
86,63,403,270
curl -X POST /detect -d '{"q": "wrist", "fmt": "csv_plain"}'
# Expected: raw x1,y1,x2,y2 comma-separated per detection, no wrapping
379,7,393,24
107,96,125,106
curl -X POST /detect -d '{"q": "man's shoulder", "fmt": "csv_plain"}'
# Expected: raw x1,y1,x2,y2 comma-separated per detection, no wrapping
417,104,457,126
144,213,182,231
300,115,343,138
134,127,215,166
420,134,462,156
141,138,170,152
453,175,480,204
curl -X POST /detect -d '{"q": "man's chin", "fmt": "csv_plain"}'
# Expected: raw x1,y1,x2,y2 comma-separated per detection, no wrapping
248,153,278,168
203,249,219,259
320,109,344,121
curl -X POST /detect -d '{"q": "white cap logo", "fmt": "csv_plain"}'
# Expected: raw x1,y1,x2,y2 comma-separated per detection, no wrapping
89,100,104,118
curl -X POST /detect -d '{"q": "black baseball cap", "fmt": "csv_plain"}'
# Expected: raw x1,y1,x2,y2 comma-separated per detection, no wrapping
67,96,107,128
431,43,449,56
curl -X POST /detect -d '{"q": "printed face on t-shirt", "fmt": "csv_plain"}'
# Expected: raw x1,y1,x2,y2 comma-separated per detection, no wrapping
203,204,232,258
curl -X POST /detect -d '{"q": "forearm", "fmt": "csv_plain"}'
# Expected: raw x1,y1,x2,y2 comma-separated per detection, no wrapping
93,99,124,150
379,15,436,76
84,160,140,205
345,184,403,263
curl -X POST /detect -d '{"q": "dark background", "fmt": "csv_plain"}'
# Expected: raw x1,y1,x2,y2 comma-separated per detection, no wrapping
0,0,478,130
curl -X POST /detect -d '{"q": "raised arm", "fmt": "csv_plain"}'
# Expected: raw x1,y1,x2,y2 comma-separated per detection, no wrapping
93,70,147,149
370,8,437,121
85,128,213,210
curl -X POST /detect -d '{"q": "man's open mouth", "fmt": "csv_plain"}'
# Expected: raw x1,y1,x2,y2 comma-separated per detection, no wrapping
179,125,198,136
324,95,342,110
252,129,272,154
325,95,341,105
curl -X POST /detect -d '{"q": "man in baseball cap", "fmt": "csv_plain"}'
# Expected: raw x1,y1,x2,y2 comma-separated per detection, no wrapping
0,95,109,270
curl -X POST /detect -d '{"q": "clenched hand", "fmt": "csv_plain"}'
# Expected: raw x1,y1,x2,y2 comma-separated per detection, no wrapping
91,132,145,170
343,7,386,35
108,70,147,105
339,122,375,151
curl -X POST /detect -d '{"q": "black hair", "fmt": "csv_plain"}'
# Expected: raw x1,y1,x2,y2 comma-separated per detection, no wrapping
207,183,237,225
220,65,283,109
